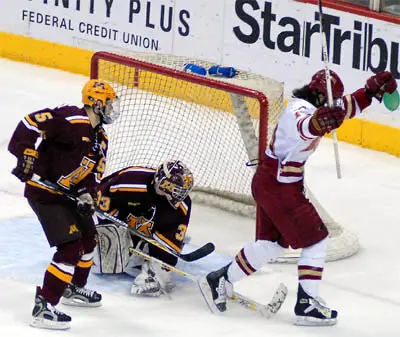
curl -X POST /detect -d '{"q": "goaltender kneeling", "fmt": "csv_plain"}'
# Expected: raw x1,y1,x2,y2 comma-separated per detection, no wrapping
93,160,194,296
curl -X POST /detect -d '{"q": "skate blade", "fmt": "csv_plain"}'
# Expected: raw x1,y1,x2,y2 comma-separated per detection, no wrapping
61,297,102,307
197,277,222,314
30,317,70,330
294,316,338,326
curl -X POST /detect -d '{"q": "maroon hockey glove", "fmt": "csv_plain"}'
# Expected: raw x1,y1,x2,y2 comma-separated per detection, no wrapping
11,148,38,182
365,72,397,102
309,106,346,137
77,192,95,217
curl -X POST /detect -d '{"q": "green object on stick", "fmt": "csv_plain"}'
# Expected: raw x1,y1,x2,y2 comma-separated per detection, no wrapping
383,90,400,111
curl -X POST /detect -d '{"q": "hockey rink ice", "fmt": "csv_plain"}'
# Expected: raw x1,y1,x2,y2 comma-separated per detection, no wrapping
1,58,400,336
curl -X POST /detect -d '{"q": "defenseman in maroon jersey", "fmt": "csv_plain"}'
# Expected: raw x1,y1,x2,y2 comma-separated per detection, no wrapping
94,160,194,296
200,71,397,325
8,79,120,330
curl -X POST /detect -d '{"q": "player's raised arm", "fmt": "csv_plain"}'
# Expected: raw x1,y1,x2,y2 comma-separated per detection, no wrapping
342,71,398,120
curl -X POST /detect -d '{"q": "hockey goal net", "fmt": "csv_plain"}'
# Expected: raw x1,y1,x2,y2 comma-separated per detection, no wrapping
91,51,359,262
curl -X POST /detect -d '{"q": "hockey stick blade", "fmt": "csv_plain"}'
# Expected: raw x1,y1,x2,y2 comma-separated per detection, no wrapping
98,210,214,262
179,242,215,262
231,283,288,318
197,278,288,318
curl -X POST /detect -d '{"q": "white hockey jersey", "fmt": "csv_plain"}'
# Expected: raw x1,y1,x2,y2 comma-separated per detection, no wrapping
266,94,363,183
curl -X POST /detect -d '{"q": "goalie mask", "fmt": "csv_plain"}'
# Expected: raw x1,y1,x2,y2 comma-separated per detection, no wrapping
82,79,120,124
154,160,194,208
308,70,344,107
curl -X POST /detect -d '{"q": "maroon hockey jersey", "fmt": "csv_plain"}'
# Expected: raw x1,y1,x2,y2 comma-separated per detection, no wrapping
8,105,108,202
97,166,192,254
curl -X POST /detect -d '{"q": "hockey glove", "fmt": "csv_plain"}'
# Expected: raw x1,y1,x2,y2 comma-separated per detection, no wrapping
309,106,346,137
11,148,38,182
365,71,397,102
77,192,95,217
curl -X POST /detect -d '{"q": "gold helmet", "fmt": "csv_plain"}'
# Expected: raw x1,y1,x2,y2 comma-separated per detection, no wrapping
82,79,120,124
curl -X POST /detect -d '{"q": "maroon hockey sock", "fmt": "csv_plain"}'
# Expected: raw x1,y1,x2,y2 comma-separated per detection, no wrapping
40,269,70,306
71,232,97,287
71,263,92,288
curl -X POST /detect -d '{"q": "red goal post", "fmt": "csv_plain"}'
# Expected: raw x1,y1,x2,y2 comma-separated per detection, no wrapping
90,51,359,262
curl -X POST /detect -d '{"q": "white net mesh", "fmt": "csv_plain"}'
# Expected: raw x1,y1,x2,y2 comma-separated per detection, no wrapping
92,51,359,262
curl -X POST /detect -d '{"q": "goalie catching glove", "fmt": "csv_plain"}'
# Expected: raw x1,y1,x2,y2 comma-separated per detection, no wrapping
309,106,346,137
12,148,38,182
365,71,397,102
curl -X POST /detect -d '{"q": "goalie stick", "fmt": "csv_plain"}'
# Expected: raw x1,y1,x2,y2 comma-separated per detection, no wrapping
30,175,215,262
129,247,288,318
97,211,215,262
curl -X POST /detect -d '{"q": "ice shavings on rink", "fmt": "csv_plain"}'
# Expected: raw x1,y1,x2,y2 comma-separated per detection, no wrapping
1,58,400,336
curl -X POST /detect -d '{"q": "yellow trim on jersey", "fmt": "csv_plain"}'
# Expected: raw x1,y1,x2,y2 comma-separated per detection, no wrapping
68,119,91,125
110,187,147,193
179,202,188,216
77,260,93,269
27,181,63,195
98,128,109,140
154,231,181,253
119,166,156,175
47,264,73,283
25,115,39,128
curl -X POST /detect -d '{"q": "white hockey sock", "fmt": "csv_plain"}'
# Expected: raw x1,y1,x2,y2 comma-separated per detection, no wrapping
228,240,285,283
298,237,328,298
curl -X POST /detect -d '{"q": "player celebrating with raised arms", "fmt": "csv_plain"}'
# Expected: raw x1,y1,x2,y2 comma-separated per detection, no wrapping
94,160,194,297
200,70,397,325
8,79,120,330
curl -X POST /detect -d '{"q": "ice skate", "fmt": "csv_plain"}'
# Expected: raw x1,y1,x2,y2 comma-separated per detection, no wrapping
61,283,102,307
294,284,338,326
30,287,71,330
199,264,231,313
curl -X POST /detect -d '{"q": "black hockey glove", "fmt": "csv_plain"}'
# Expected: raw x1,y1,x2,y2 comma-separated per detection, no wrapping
77,192,95,217
11,148,38,182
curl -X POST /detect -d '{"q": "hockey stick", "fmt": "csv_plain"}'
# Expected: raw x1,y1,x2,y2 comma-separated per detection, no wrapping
318,0,342,179
129,247,288,318
97,211,215,262
30,175,215,262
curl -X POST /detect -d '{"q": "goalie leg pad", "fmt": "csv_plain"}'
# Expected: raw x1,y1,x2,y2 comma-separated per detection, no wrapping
95,224,133,274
